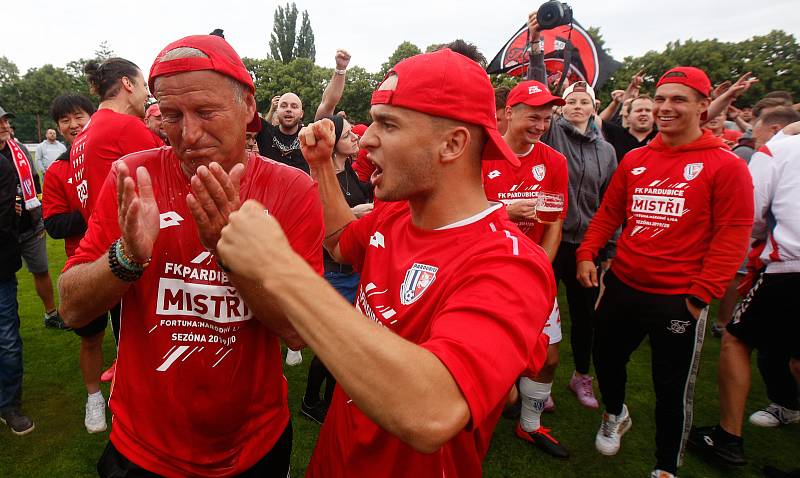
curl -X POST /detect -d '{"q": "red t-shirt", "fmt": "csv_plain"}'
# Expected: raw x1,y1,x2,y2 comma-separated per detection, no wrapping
306,201,553,478
721,128,743,143
482,141,569,245
576,131,753,302
65,149,324,477
42,158,83,256
70,109,162,221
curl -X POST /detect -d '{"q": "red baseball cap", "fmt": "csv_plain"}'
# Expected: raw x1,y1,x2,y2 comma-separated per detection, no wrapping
507,80,566,108
144,103,161,119
149,35,261,132
351,123,368,137
656,66,711,98
371,49,520,166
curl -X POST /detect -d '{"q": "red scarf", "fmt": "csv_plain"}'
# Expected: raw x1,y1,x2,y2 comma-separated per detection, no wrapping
7,139,41,209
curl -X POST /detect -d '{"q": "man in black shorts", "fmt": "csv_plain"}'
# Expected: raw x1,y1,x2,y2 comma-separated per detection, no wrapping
689,128,800,467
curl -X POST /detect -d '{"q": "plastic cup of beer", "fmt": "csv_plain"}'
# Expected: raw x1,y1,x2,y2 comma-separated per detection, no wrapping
535,192,564,224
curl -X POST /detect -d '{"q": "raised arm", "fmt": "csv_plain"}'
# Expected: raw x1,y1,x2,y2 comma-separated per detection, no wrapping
301,119,357,261
264,95,279,123
705,72,758,124
315,50,351,120
526,12,547,85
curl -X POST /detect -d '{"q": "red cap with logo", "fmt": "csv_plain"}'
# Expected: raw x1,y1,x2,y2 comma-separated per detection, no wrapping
507,80,566,108
656,66,711,98
148,35,261,132
371,49,520,166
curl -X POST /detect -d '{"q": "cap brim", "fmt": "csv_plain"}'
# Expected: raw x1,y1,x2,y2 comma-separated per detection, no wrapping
521,97,566,108
484,128,520,167
1,112,16,119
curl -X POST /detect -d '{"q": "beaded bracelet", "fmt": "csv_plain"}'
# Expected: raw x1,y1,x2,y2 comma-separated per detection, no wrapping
108,239,149,282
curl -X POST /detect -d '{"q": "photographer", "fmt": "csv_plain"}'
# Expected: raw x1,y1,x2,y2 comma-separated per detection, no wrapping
527,10,618,410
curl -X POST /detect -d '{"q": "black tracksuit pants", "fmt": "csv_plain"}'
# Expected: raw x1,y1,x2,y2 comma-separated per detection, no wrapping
594,270,707,475
553,241,599,374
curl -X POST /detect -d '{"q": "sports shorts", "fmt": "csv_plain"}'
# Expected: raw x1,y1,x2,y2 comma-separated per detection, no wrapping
19,221,49,274
727,272,800,359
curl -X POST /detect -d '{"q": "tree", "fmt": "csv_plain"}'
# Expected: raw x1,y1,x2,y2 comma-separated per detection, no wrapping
94,41,115,60
0,56,19,86
381,41,422,76
269,3,299,63
596,30,800,107
294,11,316,62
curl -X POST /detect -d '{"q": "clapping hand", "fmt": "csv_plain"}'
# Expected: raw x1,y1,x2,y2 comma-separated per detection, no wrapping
186,162,245,253
116,162,160,263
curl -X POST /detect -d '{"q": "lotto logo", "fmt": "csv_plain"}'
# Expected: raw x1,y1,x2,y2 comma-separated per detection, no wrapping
160,211,184,229
487,170,501,179
528,85,542,94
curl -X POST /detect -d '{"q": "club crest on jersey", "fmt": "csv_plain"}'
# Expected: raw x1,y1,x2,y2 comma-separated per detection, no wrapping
683,163,703,181
400,263,438,305
532,164,546,181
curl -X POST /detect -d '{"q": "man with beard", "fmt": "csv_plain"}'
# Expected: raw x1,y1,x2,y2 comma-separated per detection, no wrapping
256,51,352,174
601,96,658,161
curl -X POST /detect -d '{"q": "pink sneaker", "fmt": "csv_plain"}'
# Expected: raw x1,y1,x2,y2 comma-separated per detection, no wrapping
544,395,556,413
100,360,116,383
568,373,599,409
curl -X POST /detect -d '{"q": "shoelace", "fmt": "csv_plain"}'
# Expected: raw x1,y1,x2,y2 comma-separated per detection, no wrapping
579,376,594,397
601,415,618,437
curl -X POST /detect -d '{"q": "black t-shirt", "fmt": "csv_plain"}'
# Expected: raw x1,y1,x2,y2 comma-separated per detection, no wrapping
601,121,658,162
0,143,22,279
255,119,308,173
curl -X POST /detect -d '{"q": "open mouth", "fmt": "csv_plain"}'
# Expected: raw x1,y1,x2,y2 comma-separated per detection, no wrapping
370,160,383,186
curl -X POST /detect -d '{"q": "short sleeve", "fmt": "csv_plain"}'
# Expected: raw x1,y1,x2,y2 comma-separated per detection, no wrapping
274,176,325,275
42,165,70,218
64,165,120,270
422,252,554,428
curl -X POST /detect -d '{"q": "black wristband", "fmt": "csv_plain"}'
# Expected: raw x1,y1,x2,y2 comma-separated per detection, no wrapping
108,239,144,282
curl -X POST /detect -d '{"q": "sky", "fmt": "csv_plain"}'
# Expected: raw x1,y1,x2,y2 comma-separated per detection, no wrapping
2,0,798,79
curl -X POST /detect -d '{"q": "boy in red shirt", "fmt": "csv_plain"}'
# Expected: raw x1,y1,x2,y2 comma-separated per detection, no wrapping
215,49,555,477
576,67,753,478
483,80,570,458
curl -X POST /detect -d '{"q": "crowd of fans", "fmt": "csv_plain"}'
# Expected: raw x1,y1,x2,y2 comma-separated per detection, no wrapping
1,15,799,478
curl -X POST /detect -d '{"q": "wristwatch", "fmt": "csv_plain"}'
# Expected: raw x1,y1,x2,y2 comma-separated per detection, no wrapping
334,68,346,75
687,295,708,309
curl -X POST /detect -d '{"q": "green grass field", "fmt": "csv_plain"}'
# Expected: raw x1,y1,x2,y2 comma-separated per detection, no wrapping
2,237,798,477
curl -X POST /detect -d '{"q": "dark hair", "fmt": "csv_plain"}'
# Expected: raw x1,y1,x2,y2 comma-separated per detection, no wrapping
494,87,510,110
84,57,142,101
438,39,487,68
626,95,653,114
325,115,345,145
50,93,95,123
758,106,800,128
762,90,793,103
753,97,791,119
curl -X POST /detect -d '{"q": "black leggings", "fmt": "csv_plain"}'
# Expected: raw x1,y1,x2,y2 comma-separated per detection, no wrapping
553,241,599,374
305,355,336,404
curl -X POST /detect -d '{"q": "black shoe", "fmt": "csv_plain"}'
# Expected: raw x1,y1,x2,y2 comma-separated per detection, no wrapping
688,425,746,466
515,423,569,458
764,466,800,478
301,398,329,425
0,409,35,436
44,310,70,330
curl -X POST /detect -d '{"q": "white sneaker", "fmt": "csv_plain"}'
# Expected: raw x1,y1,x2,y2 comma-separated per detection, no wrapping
749,403,800,427
595,404,632,456
85,393,107,434
285,349,303,366
651,470,676,478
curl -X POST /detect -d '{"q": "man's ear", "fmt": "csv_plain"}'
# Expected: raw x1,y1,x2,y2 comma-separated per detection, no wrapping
121,77,135,94
505,105,514,123
439,126,470,165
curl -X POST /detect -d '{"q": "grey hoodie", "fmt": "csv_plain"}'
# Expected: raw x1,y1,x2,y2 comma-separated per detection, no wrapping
543,117,617,246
